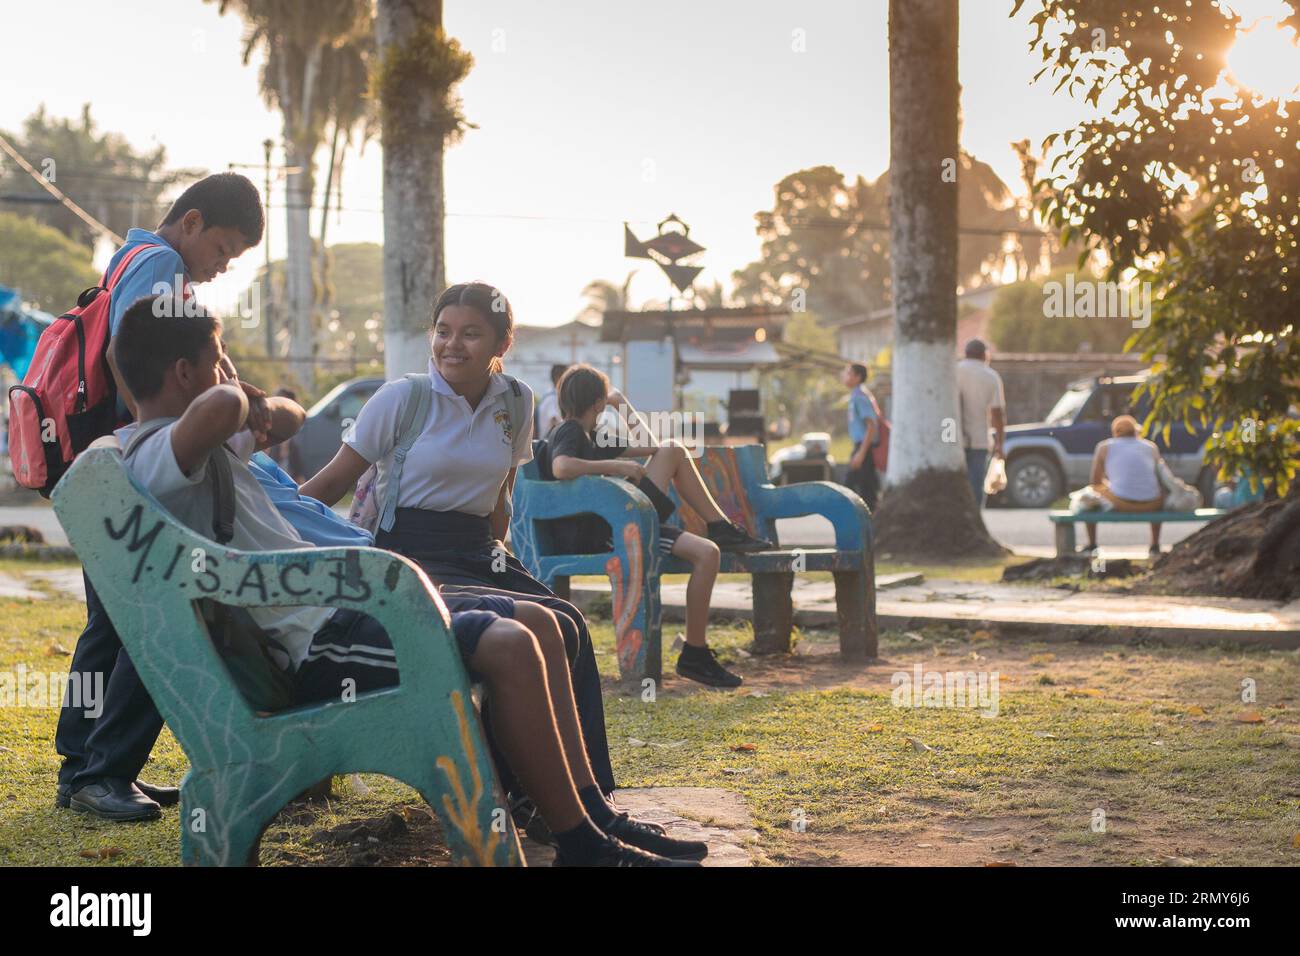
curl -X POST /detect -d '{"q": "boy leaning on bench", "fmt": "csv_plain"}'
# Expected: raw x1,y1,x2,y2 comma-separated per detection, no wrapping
85,297,703,867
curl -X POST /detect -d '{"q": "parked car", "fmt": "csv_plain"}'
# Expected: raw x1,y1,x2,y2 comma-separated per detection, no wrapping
996,374,1216,508
290,376,384,480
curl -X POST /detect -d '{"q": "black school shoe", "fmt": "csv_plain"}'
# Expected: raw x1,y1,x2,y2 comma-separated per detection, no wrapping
707,520,772,553
605,813,709,861
69,780,161,822
677,645,744,688
57,779,179,809
510,795,557,847
553,836,701,867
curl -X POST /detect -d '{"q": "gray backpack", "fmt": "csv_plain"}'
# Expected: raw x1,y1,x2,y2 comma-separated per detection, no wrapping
348,373,528,534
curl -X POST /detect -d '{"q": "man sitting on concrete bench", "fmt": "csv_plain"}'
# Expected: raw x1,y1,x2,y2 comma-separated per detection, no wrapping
106,295,702,867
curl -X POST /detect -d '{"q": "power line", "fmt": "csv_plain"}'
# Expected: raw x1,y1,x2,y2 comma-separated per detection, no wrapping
0,134,123,243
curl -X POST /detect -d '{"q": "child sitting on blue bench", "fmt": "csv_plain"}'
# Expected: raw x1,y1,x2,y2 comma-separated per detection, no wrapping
539,364,771,687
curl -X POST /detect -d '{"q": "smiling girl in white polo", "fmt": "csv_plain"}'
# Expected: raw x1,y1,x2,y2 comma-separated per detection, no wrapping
301,283,695,857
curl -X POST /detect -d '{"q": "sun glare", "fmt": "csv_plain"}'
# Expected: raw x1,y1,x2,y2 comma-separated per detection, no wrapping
1227,16,1300,100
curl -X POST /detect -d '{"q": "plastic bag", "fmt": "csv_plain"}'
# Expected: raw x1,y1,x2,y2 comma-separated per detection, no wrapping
983,455,1007,496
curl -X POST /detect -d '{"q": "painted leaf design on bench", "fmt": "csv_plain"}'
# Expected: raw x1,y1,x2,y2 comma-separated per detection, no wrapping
436,689,502,867
609,522,644,675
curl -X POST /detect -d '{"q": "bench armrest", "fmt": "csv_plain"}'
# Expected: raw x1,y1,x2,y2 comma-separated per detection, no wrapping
750,480,872,552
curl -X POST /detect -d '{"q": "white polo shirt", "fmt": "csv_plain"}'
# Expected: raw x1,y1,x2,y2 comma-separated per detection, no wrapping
345,362,534,517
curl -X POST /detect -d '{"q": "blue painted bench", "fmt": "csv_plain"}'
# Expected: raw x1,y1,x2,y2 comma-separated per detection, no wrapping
52,442,522,867
510,442,876,681
1049,508,1228,557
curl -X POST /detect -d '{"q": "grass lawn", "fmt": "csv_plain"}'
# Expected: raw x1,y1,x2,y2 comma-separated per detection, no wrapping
2,592,1297,867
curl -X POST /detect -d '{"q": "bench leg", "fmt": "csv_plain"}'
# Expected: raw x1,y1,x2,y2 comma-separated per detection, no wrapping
751,572,794,655
834,566,877,661
1054,522,1076,558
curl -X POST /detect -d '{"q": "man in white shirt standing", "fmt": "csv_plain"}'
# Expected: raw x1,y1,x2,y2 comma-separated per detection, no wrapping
955,339,1006,508
535,363,568,439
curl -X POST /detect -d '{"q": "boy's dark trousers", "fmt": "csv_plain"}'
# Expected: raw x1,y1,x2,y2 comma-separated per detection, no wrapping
55,572,164,790
847,442,879,511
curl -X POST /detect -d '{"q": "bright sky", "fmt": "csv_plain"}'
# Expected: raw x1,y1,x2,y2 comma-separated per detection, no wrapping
3,0,1295,326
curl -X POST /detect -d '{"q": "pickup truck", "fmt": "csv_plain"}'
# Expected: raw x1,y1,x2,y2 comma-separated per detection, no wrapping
997,374,1216,508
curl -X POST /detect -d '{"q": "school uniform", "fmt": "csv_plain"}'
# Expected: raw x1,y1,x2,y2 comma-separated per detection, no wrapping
116,419,513,697
847,385,880,511
346,364,617,794
539,419,683,557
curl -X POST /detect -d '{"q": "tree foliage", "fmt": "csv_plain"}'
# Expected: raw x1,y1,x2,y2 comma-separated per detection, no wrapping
0,105,197,245
1020,0,1299,493
0,212,98,311
732,155,1061,324
987,266,1137,353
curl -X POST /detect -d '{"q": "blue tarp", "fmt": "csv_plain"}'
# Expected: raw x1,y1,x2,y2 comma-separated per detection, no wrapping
0,284,53,380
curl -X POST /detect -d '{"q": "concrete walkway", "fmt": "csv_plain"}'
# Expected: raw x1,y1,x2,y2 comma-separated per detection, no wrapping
570,575,1300,649
6,549,1296,648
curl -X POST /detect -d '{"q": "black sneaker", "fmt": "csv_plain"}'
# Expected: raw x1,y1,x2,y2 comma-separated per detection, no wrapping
605,813,709,861
707,520,772,553
553,836,701,867
677,646,744,688
510,795,556,847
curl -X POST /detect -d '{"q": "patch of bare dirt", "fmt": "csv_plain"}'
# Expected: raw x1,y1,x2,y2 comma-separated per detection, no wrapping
873,468,1009,561
1135,495,1300,601
767,811,1229,867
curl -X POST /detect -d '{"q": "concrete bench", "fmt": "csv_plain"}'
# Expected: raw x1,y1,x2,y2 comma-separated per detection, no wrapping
510,442,876,681
52,443,521,866
1048,508,1228,557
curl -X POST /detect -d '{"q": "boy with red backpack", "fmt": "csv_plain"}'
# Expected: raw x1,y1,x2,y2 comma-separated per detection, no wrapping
843,362,888,511
23,173,267,820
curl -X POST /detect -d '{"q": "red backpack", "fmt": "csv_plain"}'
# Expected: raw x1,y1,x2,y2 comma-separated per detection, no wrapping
7,244,157,495
865,388,891,475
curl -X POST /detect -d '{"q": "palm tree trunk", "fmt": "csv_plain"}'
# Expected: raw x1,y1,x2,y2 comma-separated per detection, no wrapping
375,0,446,378
281,44,324,393
874,0,1003,559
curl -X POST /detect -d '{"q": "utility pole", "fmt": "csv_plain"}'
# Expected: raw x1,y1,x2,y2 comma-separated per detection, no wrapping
262,138,275,357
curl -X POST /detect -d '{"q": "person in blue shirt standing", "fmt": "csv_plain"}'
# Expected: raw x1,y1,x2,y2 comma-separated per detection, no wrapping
54,173,267,821
842,363,880,510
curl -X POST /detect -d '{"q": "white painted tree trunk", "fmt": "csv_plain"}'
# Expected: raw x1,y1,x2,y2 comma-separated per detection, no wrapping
887,340,963,485
885,0,962,487
376,0,447,380
875,0,1001,557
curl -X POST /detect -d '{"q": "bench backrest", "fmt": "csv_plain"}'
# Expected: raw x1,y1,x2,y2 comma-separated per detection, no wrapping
519,440,774,542
52,447,520,866
667,445,771,542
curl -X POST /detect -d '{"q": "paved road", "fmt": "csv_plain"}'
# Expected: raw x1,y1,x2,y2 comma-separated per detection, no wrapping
774,505,1197,558
2,498,1198,559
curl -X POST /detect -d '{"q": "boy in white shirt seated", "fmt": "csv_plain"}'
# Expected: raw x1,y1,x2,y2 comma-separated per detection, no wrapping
107,295,702,867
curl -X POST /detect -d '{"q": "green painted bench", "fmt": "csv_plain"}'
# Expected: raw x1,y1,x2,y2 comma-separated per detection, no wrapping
1048,508,1228,557
512,443,876,681
52,443,522,867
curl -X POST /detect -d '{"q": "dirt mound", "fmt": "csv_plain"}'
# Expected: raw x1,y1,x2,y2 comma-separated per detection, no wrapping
1133,495,1300,601
1002,555,1139,583
873,468,1009,560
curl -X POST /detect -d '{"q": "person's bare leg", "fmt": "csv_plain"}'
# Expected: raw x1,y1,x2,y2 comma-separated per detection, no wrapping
671,533,721,647
644,441,727,522
469,619,586,831
510,601,600,792
1150,522,1162,549
1086,521,1098,549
